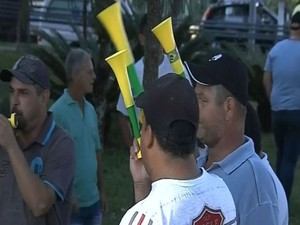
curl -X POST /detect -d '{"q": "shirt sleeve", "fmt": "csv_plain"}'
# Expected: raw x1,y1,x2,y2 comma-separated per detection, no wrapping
119,207,156,225
264,50,273,72
242,203,279,225
116,93,129,116
41,133,76,202
92,109,101,151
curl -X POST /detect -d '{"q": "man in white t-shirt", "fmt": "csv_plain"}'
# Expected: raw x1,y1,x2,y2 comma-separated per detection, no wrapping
120,74,237,225
116,14,191,147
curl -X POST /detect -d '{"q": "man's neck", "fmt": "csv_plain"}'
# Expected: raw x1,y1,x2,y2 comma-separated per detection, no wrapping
205,134,245,169
67,87,84,109
290,31,300,40
151,155,201,181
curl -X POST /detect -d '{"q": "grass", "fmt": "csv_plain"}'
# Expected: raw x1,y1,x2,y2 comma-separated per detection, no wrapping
0,48,299,225
263,133,300,225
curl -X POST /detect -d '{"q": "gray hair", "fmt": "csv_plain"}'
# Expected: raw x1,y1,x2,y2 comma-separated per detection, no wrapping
65,48,91,84
211,85,246,117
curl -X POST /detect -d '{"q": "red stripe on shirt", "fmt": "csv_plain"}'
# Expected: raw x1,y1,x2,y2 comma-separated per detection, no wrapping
137,214,145,225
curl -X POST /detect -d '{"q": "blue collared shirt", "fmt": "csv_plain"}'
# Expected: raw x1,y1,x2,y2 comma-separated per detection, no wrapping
50,89,101,208
197,137,279,225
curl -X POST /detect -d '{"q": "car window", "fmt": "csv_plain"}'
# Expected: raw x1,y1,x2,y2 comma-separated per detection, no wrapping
225,5,248,17
46,0,91,23
257,7,276,25
207,4,276,25
210,5,248,23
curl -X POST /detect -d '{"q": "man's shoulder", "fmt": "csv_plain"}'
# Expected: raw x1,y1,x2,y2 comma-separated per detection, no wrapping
49,124,74,147
231,153,277,200
236,152,273,181
84,99,96,111
270,39,292,52
50,95,68,112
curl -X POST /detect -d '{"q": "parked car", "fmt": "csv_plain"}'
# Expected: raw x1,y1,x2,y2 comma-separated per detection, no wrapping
191,0,289,49
0,0,21,42
29,0,96,46
29,0,135,46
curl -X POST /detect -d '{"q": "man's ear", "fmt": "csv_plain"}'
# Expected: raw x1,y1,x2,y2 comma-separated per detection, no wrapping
143,123,155,150
42,89,50,106
224,96,234,121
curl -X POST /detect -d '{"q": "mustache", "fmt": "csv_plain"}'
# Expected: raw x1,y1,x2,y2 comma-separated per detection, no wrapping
11,108,23,116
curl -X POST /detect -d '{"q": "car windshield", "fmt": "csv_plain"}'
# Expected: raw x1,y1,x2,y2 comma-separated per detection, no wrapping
46,0,91,24
211,5,248,23
208,4,276,24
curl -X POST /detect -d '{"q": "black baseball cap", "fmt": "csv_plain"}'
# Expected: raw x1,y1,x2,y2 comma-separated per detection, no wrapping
291,11,300,30
184,53,248,106
0,55,50,89
135,73,199,144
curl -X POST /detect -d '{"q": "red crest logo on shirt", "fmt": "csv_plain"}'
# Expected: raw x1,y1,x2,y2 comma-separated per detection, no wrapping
192,205,225,225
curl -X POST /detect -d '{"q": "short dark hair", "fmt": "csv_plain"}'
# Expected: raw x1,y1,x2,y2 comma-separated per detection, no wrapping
136,74,199,158
245,103,262,153
154,120,197,157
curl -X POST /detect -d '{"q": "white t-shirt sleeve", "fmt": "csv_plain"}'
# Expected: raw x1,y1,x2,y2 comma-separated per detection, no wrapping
116,93,128,116
115,55,192,116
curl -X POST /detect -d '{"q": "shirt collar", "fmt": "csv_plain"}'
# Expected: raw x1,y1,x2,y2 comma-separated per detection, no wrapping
208,136,256,174
35,112,56,146
62,89,76,105
62,88,87,106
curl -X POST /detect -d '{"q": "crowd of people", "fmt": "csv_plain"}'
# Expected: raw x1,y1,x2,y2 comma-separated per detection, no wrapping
0,10,299,225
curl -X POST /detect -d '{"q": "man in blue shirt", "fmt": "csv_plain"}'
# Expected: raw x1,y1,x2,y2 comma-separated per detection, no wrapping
263,12,300,201
50,49,107,225
0,55,76,225
185,53,279,225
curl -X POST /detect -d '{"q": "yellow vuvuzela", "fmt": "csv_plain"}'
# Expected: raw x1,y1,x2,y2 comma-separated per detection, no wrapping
97,2,143,97
152,17,186,78
105,49,142,159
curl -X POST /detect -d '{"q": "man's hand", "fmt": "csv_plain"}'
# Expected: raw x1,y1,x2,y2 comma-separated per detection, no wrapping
129,139,150,184
130,139,151,202
0,115,18,152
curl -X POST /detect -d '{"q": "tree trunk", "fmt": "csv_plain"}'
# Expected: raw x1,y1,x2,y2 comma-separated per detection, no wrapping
83,0,87,40
143,0,162,89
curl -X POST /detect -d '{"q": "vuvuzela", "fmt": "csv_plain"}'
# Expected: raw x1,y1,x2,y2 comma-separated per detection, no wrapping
97,2,143,97
105,49,142,159
152,17,186,77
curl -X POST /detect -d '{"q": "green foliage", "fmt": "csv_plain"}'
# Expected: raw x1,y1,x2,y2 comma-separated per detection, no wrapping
0,50,23,117
0,82,10,117
28,26,104,101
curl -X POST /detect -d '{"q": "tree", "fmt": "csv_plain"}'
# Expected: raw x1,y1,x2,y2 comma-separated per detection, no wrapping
142,0,162,89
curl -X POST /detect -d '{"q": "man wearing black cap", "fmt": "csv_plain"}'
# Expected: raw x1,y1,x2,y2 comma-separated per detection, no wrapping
0,55,76,225
184,53,281,225
264,11,300,204
121,73,237,225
